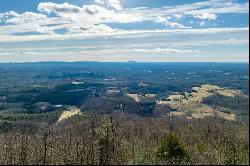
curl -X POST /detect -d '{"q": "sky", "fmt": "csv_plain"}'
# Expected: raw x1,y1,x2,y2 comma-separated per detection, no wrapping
0,0,249,62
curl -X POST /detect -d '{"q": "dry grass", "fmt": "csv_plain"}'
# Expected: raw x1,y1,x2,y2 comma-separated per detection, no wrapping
158,84,241,121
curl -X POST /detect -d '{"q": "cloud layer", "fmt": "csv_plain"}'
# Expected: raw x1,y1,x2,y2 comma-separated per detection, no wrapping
0,0,249,62
0,0,248,36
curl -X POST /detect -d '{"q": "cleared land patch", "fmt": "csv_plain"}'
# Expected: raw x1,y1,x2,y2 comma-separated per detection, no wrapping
157,84,244,121
57,106,82,122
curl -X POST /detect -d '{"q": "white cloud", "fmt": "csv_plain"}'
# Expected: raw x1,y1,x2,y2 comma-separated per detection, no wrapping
155,16,172,23
38,2,81,15
126,0,248,22
0,0,248,40
0,2,142,35
35,24,55,34
164,21,191,29
95,0,122,11
173,14,183,19
67,24,116,34
0,27,248,62
194,12,217,20
0,11,19,20
83,5,104,15
0,27,248,43
6,12,47,24
36,2,140,23
155,16,190,29
199,21,206,26
0,0,248,62
127,48,200,54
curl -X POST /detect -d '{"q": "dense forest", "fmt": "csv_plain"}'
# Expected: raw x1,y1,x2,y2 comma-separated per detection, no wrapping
0,114,248,165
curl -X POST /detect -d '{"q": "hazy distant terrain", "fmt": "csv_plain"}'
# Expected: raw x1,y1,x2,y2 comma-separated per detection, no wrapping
0,62,248,165
0,62,248,127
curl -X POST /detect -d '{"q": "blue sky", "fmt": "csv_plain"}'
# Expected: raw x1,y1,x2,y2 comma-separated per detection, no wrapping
0,0,249,62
